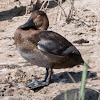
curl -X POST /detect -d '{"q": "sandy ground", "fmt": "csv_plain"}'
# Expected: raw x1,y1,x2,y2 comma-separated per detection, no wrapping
0,0,100,100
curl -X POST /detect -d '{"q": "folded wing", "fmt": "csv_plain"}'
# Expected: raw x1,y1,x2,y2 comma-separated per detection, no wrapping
37,31,80,56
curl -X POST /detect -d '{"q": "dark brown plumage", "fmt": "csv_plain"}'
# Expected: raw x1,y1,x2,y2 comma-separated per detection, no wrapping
53,88,100,100
14,10,84,90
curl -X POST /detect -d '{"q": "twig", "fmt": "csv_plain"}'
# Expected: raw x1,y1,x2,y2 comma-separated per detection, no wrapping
72,17,91,27
66,0,74,23
55,7,59,24
69,0,91,27
40,0,48,11
40,0,51,11
67,72,76,83
54,0,67,18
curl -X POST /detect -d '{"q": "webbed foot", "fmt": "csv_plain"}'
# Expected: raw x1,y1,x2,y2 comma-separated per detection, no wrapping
27,68,52,90
27,80,49,89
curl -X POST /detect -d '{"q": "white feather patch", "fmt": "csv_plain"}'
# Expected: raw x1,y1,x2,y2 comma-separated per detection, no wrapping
37,15,40,18
37,45,47,52
62,46,80,55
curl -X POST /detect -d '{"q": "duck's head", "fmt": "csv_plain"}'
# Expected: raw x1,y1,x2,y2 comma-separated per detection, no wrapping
21,10,49,30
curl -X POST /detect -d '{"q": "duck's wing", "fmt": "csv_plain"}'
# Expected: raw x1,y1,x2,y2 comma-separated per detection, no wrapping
37,31,80,56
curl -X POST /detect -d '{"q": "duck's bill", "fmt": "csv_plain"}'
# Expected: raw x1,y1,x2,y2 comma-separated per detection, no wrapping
21,18,37,30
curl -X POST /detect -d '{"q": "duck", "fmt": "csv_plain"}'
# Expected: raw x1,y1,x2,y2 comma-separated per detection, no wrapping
14,10,85,90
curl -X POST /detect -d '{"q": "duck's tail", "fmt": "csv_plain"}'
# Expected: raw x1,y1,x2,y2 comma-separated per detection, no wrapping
81,60,91,69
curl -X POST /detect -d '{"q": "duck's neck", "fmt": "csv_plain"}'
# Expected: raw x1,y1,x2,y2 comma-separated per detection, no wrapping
38,24,49,30
40,17,49,30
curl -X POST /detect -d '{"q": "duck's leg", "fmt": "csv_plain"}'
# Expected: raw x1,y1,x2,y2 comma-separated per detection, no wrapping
27,68,52,89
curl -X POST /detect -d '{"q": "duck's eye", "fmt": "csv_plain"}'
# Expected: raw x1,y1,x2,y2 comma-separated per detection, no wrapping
37,15,40,18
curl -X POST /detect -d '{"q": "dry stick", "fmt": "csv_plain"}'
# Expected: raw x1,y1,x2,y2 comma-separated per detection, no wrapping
57,8,62,22
54,0,91,27
66,72,78,100
69,0,91,27
40,0,67,20
54,0,68,24
40,0,90,27
40,0,47,11
55,8,59,24
72,17,91,27
40,0,49,11
67,72,76,83
66,0,77,24
66,2,73,23
45,1,50,11
54,0,67,18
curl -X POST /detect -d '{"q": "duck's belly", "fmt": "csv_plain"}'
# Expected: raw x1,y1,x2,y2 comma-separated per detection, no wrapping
18,48,52,68
18,48,76,69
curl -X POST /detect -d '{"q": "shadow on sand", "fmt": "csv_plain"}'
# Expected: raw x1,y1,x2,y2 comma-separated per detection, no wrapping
0,6,26,21
34,71,97,92
51,71,97,83
0,0,66,21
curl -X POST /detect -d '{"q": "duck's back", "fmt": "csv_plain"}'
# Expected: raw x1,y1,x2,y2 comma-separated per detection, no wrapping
37,31,81,56
37,31,84,68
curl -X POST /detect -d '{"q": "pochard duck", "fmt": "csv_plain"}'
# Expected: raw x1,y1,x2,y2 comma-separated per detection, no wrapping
14,10,84,90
